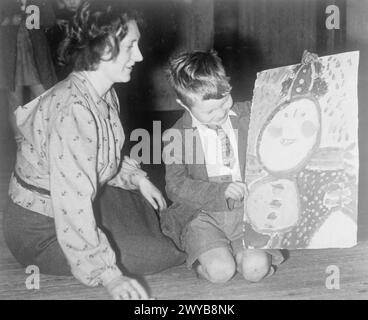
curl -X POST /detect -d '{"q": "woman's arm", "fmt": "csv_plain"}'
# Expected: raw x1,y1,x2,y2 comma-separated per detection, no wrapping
49,102,123,287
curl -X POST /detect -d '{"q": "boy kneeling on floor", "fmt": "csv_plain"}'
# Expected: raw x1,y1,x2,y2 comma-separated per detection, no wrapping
160,50,285,283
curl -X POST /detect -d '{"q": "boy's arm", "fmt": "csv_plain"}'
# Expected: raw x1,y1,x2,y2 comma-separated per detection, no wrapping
162,129,231,212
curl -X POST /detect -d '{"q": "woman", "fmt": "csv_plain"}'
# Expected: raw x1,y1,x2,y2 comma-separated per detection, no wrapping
3,3,184,300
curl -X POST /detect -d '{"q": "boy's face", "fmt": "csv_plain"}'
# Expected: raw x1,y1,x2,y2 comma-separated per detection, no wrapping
182,93,234,126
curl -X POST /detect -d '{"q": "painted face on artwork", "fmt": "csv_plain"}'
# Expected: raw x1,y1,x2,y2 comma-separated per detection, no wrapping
246,179,300,233
179,93,234,126
100,20,143,84
258,98,320,173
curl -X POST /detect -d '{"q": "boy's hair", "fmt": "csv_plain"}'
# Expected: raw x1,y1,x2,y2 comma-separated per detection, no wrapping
168,50,232,108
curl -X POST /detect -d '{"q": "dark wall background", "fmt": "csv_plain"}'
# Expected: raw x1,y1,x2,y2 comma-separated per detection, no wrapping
214,0,346,101
117,0,348,114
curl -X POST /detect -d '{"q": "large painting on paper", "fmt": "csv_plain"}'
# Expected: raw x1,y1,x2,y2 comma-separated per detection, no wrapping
244,51,359,249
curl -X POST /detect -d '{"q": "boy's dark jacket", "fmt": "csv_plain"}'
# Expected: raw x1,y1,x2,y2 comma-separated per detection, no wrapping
160,101,251,250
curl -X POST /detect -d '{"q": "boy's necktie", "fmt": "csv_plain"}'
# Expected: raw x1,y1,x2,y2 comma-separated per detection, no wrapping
206,124,235,169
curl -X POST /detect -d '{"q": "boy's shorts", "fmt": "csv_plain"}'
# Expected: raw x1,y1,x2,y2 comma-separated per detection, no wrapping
182,207,245,268
182,207,286,268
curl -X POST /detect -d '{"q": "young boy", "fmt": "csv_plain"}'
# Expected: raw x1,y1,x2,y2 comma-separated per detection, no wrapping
161,50,284,283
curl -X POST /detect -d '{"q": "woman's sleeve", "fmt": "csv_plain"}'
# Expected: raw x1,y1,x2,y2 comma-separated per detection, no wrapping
49,103,122,287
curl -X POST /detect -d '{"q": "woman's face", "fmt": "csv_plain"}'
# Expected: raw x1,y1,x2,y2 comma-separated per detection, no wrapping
258,98,320,173
100,20,143,84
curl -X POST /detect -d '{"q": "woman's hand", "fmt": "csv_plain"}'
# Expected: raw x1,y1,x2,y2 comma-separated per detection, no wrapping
106,275,150,300
138,177,167,211
121,157,166,210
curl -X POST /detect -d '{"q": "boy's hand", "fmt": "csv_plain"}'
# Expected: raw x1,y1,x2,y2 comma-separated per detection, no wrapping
224,182,247,202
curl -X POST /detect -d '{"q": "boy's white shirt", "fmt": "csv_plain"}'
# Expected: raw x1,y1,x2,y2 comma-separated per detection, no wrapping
190,110,242,182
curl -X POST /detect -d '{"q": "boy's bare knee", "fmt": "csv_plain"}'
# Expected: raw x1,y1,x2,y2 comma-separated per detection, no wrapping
204,258,236,283
240,250,271,282
242,263,270,282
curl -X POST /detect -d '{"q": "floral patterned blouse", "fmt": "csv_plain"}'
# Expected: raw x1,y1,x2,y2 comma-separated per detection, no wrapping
8,72,146,286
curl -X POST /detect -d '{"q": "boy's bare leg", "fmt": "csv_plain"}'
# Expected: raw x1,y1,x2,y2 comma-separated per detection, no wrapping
236,249,273,282
195,247,236,283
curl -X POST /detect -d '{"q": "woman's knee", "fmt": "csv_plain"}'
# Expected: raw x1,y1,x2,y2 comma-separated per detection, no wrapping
118,236,185,275
240,250,271,282
200,252,236,283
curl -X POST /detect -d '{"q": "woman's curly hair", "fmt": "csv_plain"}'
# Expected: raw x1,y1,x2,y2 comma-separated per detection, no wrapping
58,2,141,71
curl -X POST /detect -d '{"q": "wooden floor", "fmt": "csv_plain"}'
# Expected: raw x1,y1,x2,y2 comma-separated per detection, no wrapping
1,138,368,300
